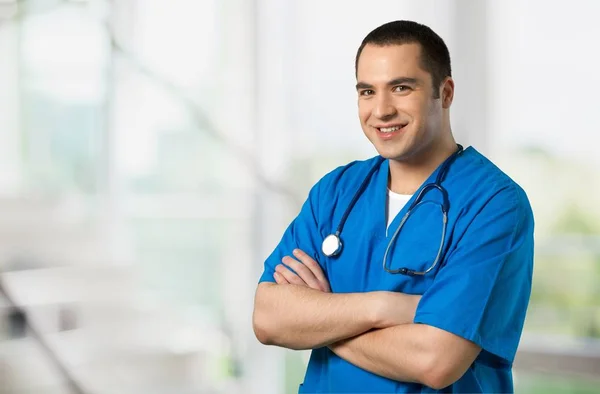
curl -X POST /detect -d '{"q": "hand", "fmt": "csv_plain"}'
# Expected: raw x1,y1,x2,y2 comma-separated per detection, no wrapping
274,249,331,292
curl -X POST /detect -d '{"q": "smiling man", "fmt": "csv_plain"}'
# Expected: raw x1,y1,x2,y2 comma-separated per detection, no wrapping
253,20,534,393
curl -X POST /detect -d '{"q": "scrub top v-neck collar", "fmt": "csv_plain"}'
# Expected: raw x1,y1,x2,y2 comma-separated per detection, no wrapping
376,150,467,240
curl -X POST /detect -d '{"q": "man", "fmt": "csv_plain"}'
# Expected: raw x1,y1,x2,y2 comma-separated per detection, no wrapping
253,20,534,393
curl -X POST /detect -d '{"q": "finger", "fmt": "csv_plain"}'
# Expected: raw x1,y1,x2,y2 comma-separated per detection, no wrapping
275,263,308,286
293,249,327,282
281,256,321,289
292,249,331,291
284,254,329,292
273,272,290,285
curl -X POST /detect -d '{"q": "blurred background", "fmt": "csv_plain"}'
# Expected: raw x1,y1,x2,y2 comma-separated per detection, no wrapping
0,0,599,393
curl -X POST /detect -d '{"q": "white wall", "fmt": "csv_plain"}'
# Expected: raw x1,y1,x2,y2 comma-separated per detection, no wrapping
0,22,21,194
487,0,600,163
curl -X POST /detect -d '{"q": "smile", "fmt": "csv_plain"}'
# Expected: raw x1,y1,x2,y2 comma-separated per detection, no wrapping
379,125,403,133
375,124,407,136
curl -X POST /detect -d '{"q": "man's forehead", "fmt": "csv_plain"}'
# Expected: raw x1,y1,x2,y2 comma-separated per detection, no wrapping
358,43,421,69
359,42,422,63
356,43,428,82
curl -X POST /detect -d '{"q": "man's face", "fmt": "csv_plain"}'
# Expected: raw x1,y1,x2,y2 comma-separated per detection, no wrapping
356,43,446,162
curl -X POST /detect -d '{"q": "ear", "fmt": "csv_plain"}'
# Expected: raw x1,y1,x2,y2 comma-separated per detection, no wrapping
440,77,454,109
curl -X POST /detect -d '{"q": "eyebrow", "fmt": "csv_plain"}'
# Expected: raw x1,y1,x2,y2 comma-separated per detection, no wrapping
355,77,419,90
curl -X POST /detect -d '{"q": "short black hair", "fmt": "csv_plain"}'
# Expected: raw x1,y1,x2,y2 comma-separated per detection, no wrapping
355,20,451,98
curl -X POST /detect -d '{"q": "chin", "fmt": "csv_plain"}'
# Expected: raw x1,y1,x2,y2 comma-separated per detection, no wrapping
373,144,410,160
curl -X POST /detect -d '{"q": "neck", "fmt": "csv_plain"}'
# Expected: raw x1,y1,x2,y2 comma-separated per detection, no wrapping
388,136,458,195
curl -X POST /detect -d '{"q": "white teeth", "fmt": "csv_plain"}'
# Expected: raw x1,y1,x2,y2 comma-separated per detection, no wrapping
380,126,402,133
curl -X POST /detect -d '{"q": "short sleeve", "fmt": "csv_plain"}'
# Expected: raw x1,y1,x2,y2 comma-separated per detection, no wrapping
413,185,534,364
258,181,325,284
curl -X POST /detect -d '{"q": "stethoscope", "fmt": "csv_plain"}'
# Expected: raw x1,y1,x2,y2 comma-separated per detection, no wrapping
321,144,464,276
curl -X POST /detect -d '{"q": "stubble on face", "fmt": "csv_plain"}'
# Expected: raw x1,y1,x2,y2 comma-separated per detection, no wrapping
356,43,443,164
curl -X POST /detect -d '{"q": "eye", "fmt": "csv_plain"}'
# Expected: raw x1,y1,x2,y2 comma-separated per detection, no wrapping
359,89,374,96
393,85,411,92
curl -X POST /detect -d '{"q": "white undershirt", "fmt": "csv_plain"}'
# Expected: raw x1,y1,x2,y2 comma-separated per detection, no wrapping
387,189,412,230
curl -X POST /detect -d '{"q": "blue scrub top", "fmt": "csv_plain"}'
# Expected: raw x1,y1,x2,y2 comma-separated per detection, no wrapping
258,146,534,393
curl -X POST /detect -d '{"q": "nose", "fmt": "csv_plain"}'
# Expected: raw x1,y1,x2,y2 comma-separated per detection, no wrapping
373,93,397,120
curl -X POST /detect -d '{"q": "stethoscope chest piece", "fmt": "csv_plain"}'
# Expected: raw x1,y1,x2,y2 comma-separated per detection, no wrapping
319,144,463,273
322,234,342,257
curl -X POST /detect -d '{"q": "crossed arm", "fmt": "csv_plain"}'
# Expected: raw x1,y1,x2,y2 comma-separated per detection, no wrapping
252,249,481,389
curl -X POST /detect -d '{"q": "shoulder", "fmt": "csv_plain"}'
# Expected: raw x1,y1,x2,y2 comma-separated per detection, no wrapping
312,155,382,198
446,147,534,262
462,147,529,203
451,147,533,227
